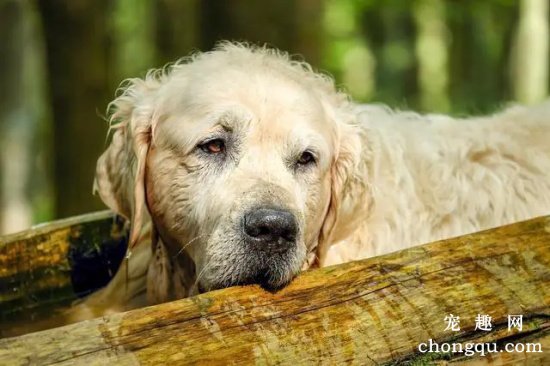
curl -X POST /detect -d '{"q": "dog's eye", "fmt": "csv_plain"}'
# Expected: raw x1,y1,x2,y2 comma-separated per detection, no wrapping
297,151,315,165
199,139,225,154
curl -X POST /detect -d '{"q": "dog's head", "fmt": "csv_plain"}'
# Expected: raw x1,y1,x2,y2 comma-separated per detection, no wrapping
95,43,362,295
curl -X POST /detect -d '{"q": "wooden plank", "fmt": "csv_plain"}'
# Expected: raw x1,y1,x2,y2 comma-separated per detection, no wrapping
1,216,549,365
0,211,128,337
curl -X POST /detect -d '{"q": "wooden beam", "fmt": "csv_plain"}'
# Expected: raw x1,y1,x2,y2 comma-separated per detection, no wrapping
1,216,549,364
0,211,127,337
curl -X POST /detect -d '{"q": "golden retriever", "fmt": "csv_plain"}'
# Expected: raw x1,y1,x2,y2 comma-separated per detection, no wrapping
75,42,550,319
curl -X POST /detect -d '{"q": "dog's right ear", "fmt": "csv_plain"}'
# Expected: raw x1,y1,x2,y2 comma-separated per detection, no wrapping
94,77,160,248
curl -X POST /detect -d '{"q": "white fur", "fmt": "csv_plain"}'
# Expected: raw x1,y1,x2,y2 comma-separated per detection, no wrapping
67,43,550,324
326,102,550,264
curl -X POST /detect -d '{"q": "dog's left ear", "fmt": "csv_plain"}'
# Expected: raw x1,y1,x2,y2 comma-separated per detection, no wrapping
316,108,363,266
94,77,160,250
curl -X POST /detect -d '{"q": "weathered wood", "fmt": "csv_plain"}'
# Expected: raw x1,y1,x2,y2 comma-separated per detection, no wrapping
0,211,128,337
1,216,549,365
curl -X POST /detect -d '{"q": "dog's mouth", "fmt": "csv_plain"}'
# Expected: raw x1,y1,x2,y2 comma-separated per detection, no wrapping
197,268,296,294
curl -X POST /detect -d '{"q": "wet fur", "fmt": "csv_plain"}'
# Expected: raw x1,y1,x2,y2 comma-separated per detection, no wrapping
67,42,550,322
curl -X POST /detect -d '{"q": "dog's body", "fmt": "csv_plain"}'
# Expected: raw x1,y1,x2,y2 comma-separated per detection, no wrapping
325,103,550,265
68,43,550,321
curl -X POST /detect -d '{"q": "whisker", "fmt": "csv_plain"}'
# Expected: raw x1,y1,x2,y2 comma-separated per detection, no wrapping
194,259,215,290
172,234,207,259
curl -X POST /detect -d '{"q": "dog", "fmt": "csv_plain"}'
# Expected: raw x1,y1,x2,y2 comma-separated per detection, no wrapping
73,42,550,320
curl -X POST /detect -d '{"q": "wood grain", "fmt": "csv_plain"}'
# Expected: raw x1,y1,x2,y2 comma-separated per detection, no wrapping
0,211,127,337
1,216,549,364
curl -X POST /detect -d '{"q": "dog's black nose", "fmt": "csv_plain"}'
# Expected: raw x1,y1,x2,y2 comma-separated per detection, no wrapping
243,208,297,246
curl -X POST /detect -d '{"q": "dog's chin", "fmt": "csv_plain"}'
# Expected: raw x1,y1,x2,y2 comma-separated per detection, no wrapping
198,268,298,294
196,237,307,294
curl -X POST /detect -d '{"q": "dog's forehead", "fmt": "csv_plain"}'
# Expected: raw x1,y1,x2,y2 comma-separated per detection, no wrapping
158,68,335,145
192,69,323,113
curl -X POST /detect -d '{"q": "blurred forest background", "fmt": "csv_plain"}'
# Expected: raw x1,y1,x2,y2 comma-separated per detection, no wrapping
0,0,548,234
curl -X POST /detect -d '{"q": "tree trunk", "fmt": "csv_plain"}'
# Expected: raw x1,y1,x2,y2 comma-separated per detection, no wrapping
0,0,53,234
37,0,111,219
155,0,200,66
413,0,450,112
200,0,322,65
512,0,549,104
1,215,549,364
